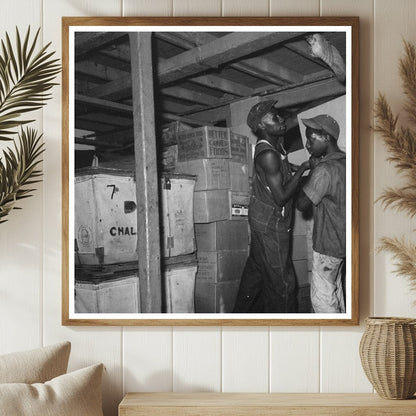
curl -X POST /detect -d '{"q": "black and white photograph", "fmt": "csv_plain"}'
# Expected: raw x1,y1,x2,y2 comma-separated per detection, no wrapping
62,17,359,325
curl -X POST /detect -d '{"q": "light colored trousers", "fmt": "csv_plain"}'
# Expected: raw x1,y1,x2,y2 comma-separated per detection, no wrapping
311,250,345,313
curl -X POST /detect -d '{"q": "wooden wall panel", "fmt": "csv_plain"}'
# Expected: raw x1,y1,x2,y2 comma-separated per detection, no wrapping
222,0,269,16
374,0,416,317
320,0,374,393
173,328,221,391
320,328,373,392
2,1,416,414
222,327,269,392
42,2,124,415
173,0,221,16
270,327,320,392
124,328,173,393
268,0,321,395
123,0,173,16
0,0,43,355
270,0,320,16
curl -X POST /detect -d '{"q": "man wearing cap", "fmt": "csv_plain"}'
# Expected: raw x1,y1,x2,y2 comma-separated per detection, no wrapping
297,114,346,313
233,100,310,313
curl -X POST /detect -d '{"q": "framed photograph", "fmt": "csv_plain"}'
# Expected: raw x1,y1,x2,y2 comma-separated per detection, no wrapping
62,17,359,325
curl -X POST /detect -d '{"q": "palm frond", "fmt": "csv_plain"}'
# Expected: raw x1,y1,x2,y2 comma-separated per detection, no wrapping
400,40,416,126
377,187,416,217
374,93,416,179
0,27,60,140
0,127,44,223
376,39,416,303
378,237,416,300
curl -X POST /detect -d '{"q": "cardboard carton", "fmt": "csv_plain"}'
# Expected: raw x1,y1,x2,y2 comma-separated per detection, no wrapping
195,280,240,313
176,158,230,191
177,126,231,161
196,249,248,283
193,189,230,223
195,219,249,251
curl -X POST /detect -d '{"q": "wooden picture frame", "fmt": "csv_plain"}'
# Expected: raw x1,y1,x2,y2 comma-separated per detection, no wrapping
62,16,359,326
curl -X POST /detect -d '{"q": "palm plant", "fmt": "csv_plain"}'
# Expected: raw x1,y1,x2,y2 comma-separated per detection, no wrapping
375,40,416,295
0,27,60,223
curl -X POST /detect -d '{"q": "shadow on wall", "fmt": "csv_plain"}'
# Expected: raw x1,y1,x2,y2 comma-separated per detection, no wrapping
123,368,215,393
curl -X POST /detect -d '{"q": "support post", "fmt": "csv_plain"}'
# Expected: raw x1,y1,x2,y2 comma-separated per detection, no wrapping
129,32,161,313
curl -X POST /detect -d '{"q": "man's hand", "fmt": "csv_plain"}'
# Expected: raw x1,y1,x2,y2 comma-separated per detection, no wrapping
300,160,311,170
290,161,310,172
309,155,321,169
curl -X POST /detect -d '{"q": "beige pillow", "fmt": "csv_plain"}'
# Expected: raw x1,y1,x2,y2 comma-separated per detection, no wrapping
0,341,71,384
0,363,104,416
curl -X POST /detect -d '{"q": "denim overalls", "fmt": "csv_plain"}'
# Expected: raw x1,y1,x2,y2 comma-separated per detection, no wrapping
233,140,297,313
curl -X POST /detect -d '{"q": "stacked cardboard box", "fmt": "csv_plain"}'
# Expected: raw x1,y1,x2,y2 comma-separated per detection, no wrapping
175,126,251,313
194,220,249,313
291,209,313,313
229,131,250,220
176,126,232,223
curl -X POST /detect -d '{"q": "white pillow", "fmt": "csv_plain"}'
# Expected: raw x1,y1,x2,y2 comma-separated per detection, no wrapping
0,363,104,416
0,341,71,383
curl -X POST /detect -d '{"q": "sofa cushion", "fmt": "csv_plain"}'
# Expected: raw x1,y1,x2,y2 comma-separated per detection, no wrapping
0,363,104,416
0,341,71,384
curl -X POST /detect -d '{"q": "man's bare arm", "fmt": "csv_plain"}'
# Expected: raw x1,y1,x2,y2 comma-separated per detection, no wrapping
296,189,313,211
257,150,309,206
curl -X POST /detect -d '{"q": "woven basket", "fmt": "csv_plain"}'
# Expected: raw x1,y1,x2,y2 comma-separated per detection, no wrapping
359,317,416,399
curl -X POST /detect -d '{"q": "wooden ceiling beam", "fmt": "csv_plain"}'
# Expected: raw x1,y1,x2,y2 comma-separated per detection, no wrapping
75,32,127,59
189,73,253,97
240,56,304,84
159,98,198,114
76,112,132,128
76,61,127,82
84,75,132,100
75,119,115,133
158,31,303,85
284,40,329,69
75,94,133,113
157,32,305,85
265,77,345,108
160,113,214,126
154,33,253,95
93,52,131,72
160,86,220,105
183,105,230,125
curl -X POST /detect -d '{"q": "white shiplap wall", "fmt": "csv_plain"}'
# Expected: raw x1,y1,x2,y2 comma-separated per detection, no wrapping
1,1,416,415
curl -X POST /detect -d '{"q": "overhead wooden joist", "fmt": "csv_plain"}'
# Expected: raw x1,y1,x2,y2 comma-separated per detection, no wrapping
75,32,127,60
160,86,222,106
161,112,214,126
180,76,345,124
75,94,133,113
189,73,253,96
156,32,305,85
284,40,330,70
155,31,304,85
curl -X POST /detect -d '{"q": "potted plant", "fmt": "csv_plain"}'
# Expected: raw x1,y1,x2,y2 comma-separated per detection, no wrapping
359,40,416,400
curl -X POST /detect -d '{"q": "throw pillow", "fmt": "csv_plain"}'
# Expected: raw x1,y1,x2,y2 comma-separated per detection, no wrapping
0,341,71,384
0,363,104,416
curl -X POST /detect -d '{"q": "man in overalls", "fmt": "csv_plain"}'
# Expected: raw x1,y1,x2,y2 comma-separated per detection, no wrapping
233,100,310,313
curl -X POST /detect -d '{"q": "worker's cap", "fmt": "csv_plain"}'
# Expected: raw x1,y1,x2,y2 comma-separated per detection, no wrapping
301,114,340,140
247,100,278,131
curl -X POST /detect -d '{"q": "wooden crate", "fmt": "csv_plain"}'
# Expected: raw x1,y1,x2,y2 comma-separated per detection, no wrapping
163,258,197,313
75,275,140,313
75,169,196,265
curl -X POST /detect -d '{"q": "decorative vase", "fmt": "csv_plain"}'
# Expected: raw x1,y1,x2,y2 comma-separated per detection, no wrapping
359,317,416,399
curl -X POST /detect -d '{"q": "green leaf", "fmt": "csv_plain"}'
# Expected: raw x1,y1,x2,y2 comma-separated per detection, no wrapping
0,27,60,141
